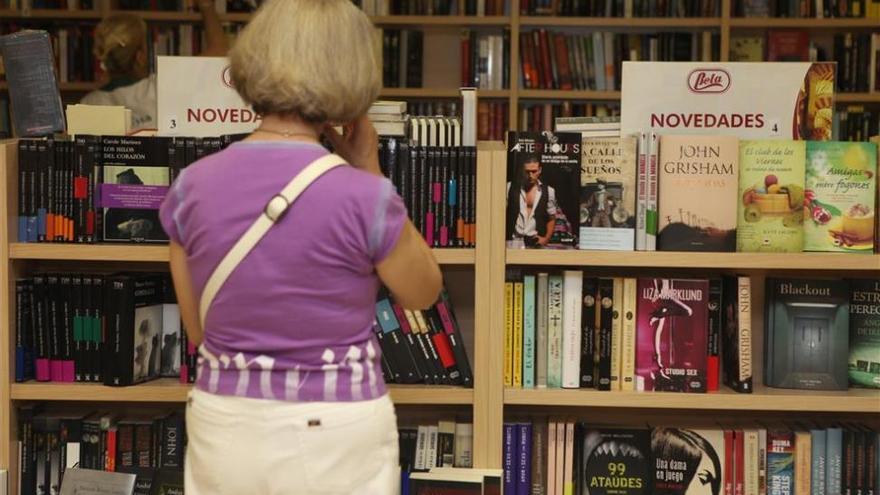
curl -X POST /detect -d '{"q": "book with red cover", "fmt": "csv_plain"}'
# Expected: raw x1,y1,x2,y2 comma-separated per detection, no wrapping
766,30,810,62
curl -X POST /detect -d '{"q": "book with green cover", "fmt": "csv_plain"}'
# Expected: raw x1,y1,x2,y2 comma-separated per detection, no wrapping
523,275,536,388
737,140,806,253
849,279,880,389
804,141,877,253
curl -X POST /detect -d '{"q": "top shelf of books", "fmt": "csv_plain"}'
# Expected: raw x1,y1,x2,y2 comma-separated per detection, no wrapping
8,243,477,265
506,249,880,271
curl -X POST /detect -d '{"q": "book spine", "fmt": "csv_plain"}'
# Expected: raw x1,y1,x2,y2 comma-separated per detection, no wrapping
828,428,844,495
519,423,532,495
707,278,723,392
547,421,557,495
737,430,746,495
813,429,828,495
47,275,61,381
415,425,427,471
425,307,462,385
580,277,596,389
620,278,637,391
531,420,547,495
504,423,516,495
59,275,74,382
426,426,439,470
636,131,647,250
395,303,431,384
17,141,28,243
554,419,565,495
610,277,623,391
646,131,659,251
536,273,549,388
435,291,473,387
514,280,524,388
523,275,536,388
563,421,575,495
505,278,514,387
597,278,614,391
725,429,734,495
797,431,813,495
561,270,583,389
547,275,564,388
737,276,753,392
746,430,761,495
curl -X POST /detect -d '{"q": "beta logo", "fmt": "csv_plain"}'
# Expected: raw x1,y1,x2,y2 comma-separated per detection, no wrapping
221,66,234,89
687,69,731,94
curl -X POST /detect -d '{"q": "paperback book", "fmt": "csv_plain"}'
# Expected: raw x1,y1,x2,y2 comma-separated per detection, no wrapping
506,131,581,249
579,137,638,251
651,428,725,495
578,427,652,495
657,135,739,252
804,141,877,253
849,279,880,389
737,140,806,252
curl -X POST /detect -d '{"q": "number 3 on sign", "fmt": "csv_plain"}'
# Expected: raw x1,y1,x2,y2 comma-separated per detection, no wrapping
768,118,780,136
168,116,178,130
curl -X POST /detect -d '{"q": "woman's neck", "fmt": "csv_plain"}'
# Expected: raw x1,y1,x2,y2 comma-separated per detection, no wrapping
249,115,322,144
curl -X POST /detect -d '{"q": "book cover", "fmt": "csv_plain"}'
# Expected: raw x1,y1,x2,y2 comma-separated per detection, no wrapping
578,427,652,495
722,276,754,393
804,141,877,252
707,279,723,392
579,137,638,251
737,140,806,253
548,274,564,388
562,270,583,388
610,278,623,390
159,275,180,378
657,135,739,252
100,136,170,243
651,428,724,495
765,278,850,390
506,131,581,249
767,30,810,62
103,274,163,386
767,431,796,495
849,279,880,389
729,36,765,62
580,276,598,389
635,278,710,393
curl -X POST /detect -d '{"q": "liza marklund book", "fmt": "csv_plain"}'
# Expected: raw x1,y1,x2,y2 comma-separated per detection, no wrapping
579,137,637,251
849,279,880,389
657,135,739,252
764,278,849,391
737,140,806,253
804,141,877,253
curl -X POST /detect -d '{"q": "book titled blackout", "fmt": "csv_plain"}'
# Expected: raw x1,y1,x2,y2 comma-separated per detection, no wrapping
765,278,850,390
506,131,581,249
635,278,709,393
578,427,652,495
849,279,880,389
99,136,171,243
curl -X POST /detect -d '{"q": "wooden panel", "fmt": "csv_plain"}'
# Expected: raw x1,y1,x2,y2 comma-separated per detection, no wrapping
1,141,17,475
506,249,880,271
11,381,473,404
837,93,880,103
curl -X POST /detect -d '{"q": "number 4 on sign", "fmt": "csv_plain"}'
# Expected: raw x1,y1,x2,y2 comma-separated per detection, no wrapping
768,119,780,136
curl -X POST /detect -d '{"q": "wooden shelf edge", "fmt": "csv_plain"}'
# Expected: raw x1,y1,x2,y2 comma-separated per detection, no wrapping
506,249,880,270
371,15,510,26
520,16,722,27
837,92,880,103
519,90,622,100
504,388,880,413
730,17,880,28
9,243,474,265
10,381,474,405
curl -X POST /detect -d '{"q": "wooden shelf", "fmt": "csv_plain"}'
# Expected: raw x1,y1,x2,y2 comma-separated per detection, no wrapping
730,17,880,28
11,380,474,404
837,92,880,103
0,8,103,18
519,89,621,100
9,243,476,264
505,386,880,413
506,249,880,271
379,88,509,98
520,16,722,27
0,81,100,92
371,15,510,26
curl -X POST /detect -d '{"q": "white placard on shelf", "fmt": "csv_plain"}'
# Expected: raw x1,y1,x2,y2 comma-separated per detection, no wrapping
621,61,836,141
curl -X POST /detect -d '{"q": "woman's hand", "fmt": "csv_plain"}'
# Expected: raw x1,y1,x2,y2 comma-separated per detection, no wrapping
323,115,383,176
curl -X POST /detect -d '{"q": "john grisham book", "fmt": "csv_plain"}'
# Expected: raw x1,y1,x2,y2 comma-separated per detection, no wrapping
849,279,880,389
764,278,849,390
578,427,652,495
651,428,725,495
804,141,877,253
635,278,709,393
737,140,806,252
579,137,637,251
100,136,171,243
506,131,581,249
657,135,739,252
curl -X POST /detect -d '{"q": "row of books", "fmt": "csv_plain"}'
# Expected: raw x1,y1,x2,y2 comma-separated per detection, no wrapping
502,420,880,495
736,0,880,18
381,29,424,89
399,420,475,474
14,273,196,387
17,406,185,495
460,30,511,91
518,102,619,134
507,130,880,254
834,32,880,94
518,30,718,91
356,0,507,15
521,0,720,16
375,287,474,386
839,105,880,142
502,272,747,393
477,100,509,141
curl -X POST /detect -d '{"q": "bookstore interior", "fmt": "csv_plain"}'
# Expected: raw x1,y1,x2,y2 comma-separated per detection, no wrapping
1,0,880,493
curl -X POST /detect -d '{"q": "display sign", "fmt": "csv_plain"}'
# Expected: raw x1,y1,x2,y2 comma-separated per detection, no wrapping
157,56,260,137
621,62,836,141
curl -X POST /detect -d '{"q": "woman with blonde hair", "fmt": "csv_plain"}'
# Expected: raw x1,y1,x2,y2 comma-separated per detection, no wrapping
81,2,227,130
158,0,442,493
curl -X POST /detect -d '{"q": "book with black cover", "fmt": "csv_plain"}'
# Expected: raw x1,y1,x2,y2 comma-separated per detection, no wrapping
103,273,163,386
765,278,850,390
0,30,65,137
722,276,753,393
578,427,652,495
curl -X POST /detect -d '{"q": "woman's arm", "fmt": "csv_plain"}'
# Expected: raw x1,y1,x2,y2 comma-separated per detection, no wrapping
376,221,443,310
169,241,204,346
197,0,229,56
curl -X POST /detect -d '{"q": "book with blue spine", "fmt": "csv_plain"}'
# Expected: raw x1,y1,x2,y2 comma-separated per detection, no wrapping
811,429,827,495
826,427,843,495
523,275,536,388
518,422,532,495
504,423,516,495
768,430,796,495
15,279,35,382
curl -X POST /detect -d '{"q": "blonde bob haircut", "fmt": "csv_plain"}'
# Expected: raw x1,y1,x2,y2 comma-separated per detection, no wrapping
229,0,381,124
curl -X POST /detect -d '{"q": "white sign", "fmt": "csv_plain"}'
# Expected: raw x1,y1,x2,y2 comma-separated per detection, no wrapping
60,468,136,495
157,56,260,137
621,62,835,141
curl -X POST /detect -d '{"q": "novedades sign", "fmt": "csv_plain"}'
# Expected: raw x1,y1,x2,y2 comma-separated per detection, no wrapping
621,61,836,140
157,56,260,137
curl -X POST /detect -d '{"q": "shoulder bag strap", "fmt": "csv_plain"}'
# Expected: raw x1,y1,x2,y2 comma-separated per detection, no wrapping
198,152,347,326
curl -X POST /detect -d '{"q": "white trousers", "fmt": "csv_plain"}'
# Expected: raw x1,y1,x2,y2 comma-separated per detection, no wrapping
185,388,400,494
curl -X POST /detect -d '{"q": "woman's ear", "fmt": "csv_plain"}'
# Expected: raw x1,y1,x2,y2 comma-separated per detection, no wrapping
135,45,149,76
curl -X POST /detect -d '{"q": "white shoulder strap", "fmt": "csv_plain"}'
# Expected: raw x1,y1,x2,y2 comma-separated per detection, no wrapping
198,153,347,326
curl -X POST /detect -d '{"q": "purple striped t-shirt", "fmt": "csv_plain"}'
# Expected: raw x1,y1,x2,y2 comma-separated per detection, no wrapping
158,141,406,402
